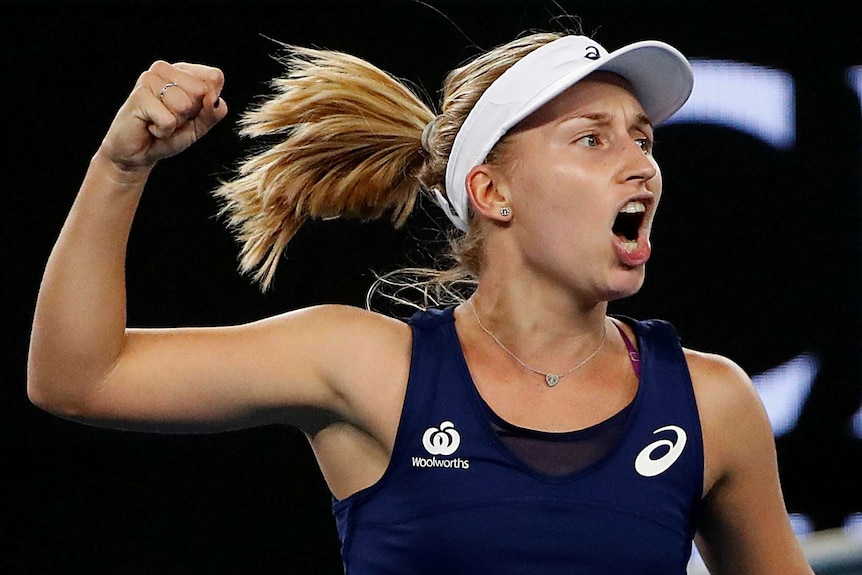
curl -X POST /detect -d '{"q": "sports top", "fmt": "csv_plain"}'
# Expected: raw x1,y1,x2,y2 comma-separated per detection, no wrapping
489,322,639,476
333,306,704,574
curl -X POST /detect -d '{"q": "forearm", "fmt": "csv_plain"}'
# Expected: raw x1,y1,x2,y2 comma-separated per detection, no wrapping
27,151,151,412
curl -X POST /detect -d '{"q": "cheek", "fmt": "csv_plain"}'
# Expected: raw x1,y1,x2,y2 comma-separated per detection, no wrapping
513,159,592,202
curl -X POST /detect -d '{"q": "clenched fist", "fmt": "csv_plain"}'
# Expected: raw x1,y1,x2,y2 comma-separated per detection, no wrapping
99,60,228,174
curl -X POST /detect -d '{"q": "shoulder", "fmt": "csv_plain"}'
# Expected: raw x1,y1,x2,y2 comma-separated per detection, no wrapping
308,302,412,354
682,349,813,571
683,348,774,496
269,303,411,342
683,348,762,419
268,304,413,432
275,304,412,368
624,319,760,414
247,303,413,393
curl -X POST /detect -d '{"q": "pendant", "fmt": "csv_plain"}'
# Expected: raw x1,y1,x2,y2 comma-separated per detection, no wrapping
545,373,560,387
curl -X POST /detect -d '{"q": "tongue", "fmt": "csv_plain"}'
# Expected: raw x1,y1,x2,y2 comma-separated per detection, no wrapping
614,235,651,267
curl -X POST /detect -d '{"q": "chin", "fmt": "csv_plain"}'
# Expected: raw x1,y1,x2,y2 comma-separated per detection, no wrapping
604,268,646,302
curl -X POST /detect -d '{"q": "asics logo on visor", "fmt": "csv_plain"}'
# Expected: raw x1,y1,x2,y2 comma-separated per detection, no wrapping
585,46,601,60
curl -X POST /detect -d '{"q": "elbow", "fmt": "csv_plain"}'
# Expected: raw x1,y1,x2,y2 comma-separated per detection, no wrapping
27,371,65,415
27,341,71,415
26,360,51,410
26,365,90,419
27,382,92,421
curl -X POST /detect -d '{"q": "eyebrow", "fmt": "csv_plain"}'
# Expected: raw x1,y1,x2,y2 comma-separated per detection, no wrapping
561,111,654,131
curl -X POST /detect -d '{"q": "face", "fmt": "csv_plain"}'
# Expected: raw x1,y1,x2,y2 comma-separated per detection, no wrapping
486,71,663,303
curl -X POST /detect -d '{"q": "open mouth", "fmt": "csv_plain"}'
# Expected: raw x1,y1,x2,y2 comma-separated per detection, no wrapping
612,200,646,252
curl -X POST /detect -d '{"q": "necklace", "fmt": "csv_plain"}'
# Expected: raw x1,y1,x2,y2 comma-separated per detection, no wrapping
468,298,607,387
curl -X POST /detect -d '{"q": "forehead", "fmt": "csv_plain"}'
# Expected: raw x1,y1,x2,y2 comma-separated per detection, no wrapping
513,71,646,132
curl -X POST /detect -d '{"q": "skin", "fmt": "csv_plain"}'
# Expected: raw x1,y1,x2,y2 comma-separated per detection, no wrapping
27,60,812,573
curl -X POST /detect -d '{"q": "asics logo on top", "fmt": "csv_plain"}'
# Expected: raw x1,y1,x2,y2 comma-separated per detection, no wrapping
635,425,687,477
422,421,461,456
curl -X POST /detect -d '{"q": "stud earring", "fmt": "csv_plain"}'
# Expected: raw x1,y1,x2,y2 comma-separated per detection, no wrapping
500,206,511,217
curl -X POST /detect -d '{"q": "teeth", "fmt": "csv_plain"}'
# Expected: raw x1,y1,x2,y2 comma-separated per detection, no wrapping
622,240,638,253
620,200,646,214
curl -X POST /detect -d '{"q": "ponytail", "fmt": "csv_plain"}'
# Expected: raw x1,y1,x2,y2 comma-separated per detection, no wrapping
213,45,435,290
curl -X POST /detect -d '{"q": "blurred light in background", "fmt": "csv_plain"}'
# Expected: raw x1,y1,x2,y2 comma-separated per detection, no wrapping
790,513,816,539
665,60,795,150
751,353,818,437
847,65,862,442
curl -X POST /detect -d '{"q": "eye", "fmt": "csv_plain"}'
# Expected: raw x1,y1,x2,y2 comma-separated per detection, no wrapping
576,134,600,148
635,137,653,154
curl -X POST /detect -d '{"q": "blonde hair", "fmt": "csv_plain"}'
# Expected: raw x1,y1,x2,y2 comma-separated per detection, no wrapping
214,32,565,304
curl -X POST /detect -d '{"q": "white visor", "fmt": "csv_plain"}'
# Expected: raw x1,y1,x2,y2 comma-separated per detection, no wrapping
438,35,694,231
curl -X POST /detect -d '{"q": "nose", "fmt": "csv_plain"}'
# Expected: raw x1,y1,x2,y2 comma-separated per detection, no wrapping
621,138,658,184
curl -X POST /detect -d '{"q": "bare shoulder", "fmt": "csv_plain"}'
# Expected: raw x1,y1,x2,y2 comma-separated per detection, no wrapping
282,305,414,453
281,303,413,413
682,348,774,497
269,303,412,382
682,353,813,572
282,303,411,342
683,348,763,420
682,348,769,456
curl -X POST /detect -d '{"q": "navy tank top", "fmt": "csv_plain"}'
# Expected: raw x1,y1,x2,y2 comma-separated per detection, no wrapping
333,307,704,574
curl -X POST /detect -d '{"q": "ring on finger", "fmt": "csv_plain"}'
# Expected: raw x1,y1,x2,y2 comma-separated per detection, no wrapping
158,82,179,101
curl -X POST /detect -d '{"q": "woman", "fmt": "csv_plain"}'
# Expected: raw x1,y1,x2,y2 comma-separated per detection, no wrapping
27,29,812,573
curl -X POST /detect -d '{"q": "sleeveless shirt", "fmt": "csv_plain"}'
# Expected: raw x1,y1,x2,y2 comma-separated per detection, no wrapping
333,307,704,574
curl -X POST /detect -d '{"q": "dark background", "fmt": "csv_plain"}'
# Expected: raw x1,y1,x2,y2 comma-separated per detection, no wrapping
4,1,862,572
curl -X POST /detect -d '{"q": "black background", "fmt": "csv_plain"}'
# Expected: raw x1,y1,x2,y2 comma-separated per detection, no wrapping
5,1,862,573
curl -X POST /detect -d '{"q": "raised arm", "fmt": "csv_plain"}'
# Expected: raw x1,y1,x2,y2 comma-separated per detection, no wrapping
27,61,225,420
26,61,411,435
689,350,813,573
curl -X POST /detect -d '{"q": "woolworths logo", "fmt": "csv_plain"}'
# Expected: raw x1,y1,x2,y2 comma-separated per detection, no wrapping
412,421,470,470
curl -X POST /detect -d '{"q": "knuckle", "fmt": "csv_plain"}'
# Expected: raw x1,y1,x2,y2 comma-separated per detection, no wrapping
175,99,198,119
149,60,172,74
206,67,225,85
156,114,179,136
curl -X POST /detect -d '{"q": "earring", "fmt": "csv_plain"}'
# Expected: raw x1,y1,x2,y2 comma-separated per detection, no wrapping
500,206,511,217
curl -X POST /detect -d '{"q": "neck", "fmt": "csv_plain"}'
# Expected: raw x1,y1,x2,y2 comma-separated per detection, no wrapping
470,270,608,334
467,297,608,386
466,281,609,374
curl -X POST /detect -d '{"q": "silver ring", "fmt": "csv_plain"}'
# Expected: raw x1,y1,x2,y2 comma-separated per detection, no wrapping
158,82,179,101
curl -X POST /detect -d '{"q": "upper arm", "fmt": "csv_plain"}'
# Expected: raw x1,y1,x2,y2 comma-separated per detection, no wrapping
51,304,412,433
687,350,813,574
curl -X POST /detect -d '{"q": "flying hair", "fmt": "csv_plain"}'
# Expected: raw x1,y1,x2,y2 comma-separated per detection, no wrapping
213,44,435,290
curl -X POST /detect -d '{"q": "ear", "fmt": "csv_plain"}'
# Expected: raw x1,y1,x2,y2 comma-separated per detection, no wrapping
466,164,512,223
